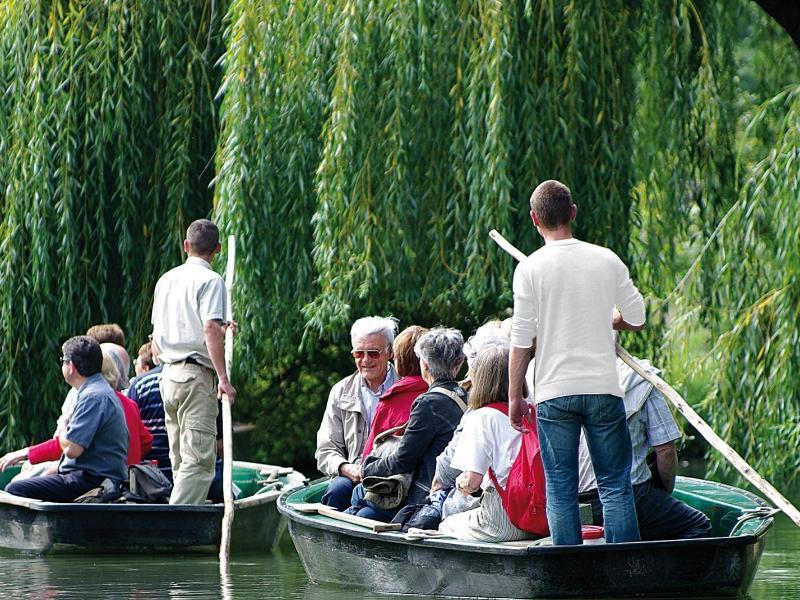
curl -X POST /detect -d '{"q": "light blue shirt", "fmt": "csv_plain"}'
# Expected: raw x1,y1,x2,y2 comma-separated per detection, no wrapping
359,364,396,431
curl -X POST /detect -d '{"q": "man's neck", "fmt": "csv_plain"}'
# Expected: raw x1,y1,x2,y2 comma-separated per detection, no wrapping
538,226,573,243
187,252,214,264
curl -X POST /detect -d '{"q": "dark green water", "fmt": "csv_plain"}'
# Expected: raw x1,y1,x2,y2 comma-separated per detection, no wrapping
1,515,797,599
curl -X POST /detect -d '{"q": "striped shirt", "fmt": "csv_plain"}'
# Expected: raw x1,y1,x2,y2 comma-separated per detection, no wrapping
128,365,171,478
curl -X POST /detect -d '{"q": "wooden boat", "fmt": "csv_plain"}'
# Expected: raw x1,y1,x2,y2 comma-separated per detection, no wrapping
0,460,306,554
279,476,775,598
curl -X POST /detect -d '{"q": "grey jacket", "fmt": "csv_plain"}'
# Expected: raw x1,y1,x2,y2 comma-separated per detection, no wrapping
315,372,369,476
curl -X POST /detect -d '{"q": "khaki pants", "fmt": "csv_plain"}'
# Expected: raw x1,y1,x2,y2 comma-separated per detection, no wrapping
161,362,218,504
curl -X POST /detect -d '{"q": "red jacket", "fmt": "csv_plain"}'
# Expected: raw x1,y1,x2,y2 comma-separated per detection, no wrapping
362,375,427,458
28,391,153,467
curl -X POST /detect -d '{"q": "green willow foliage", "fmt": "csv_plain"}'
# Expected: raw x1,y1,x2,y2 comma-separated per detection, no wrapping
0,0,223,445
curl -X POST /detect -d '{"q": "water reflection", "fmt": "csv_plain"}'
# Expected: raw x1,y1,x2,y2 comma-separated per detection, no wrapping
0,515,797,600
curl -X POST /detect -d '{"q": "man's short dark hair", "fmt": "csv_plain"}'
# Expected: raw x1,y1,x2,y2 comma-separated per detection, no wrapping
86,323,126,347
63,336,103,377
529,180,573,229
187,219,220,255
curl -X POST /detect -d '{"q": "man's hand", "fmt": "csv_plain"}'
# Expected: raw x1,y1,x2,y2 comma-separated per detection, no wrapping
226,320,238,336
218,379,237,406
509,397,531,433
339,462,362,483
0,448,28,471
430,477,442,494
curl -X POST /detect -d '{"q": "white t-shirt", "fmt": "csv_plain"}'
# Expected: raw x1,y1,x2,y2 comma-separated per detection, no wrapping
451,407,521,488
510,238,645,403
151,256,226,369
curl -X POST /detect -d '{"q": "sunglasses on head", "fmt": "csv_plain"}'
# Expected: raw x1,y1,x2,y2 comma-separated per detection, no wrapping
351,348,385,360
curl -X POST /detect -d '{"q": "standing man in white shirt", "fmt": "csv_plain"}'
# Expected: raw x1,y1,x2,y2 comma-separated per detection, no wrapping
151,219,236,504
508,180,646,545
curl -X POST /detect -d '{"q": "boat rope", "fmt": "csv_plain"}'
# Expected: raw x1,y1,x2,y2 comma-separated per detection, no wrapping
729,506,780,536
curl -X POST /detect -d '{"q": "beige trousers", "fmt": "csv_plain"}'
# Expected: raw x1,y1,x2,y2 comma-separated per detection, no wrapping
161,362,218,505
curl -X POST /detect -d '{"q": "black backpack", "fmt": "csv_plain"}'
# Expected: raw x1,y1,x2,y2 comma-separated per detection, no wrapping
121,463,173,503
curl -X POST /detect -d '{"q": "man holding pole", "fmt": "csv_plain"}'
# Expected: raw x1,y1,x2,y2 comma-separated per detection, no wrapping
508,180,646,545
151,219,236,505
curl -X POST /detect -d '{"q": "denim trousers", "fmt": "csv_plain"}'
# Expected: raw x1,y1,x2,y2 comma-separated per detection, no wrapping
321,476,355,511
346,483,399,522
536,394,640,545
583,480,711,541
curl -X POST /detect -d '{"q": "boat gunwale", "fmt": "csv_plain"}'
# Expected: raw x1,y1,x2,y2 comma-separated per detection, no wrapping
0,461,306,513
278,476,774,558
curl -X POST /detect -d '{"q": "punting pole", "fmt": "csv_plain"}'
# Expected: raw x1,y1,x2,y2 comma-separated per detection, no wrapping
489,228,800,528
219,235,236,563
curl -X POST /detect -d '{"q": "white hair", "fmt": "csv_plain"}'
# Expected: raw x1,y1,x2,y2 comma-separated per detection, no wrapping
350,316,399,347
463,321,511,373
414,327,464,380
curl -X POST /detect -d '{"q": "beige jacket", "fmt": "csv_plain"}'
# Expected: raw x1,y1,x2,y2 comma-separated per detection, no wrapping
315,372,369,476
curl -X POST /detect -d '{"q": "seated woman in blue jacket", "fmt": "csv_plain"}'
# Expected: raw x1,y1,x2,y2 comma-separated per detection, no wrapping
349,327,467,521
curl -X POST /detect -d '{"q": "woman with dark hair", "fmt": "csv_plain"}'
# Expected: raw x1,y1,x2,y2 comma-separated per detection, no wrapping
360,325,429,458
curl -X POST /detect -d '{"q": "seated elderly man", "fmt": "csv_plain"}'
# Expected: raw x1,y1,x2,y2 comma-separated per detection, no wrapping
577,356,711,540
316,316,399,510
4,336,128,502
348,327,467,521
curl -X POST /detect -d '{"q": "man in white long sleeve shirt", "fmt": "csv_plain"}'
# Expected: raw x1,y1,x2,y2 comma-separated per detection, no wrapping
508,179,646,545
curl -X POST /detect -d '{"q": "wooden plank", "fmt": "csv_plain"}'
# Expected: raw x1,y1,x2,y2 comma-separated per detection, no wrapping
490,228,800,529
317,506,402,532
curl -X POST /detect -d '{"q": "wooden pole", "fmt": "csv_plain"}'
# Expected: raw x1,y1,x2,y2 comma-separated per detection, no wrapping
489,228,800,527
219,235,236,563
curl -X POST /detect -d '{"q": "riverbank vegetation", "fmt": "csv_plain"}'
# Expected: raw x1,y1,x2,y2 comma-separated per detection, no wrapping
0,1,797,486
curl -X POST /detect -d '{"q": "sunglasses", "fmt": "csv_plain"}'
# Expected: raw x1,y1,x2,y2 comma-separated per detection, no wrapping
351,348,387,360
59,356,70,365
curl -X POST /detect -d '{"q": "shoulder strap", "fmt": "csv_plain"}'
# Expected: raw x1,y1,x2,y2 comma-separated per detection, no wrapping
373,422,408,444
430,386,467,413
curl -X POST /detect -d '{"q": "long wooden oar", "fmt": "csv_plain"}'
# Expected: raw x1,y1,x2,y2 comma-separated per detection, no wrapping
219,235,237,563
490,228,800,528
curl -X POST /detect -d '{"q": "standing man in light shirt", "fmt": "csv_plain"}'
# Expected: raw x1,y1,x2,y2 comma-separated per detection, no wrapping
151,219,236,505
508,180,646,545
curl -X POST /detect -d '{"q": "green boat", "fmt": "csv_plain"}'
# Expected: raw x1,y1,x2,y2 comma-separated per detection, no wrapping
279,476,775,598
0,460,306,554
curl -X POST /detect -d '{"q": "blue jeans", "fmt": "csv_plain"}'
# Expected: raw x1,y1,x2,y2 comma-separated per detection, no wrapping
583,480,711,541
537,394,640,545
345,483,399,522
321,476,355,511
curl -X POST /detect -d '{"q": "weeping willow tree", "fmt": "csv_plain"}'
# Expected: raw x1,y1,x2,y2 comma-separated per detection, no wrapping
0,0,223,446
1,0,798,484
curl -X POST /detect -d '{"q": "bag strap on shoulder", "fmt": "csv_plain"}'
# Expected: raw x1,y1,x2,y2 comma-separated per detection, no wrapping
430,386,467,413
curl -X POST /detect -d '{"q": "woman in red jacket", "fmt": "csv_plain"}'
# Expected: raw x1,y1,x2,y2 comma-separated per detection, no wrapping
361,325,428,458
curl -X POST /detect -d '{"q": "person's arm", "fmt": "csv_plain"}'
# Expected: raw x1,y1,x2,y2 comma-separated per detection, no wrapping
613,259,645,330
59,436,85,459
362,398,436,477
0,447,29,471
455,471,483,495
315,384,357,479
204,319,236,405
509,346,532,432
654,441,678,493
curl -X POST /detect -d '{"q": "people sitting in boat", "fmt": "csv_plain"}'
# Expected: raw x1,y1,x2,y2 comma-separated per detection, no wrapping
360,325,428,459
431,319,513,519
127,341,171,480
127,340,156,392
438,343,535,542
348,327,467,521
3,336,129,502
577,355,712,540
316,316,398,510
100,349,153,467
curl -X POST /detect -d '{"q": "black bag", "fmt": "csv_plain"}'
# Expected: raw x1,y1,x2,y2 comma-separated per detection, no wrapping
391,502,442,532
122,463,173,503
